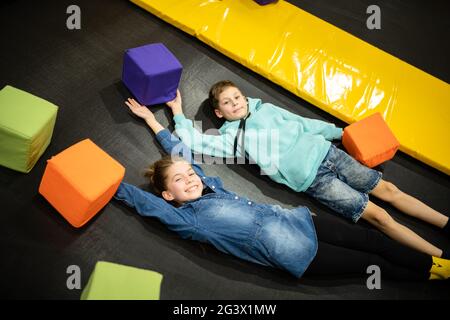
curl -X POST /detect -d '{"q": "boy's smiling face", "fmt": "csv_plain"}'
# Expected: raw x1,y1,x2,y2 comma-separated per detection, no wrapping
214,86,248,121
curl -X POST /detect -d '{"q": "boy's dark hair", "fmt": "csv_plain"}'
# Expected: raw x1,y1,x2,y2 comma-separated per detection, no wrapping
208,80,238,109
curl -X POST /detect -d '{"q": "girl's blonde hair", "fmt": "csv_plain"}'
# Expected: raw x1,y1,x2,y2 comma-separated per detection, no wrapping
144,155,187,196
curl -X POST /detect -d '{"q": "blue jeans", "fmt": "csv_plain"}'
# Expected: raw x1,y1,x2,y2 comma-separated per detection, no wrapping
305,144,382,222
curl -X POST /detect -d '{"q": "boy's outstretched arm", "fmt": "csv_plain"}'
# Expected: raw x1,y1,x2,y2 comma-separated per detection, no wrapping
166,89,184,117
166,90,236,158
270,103,343,140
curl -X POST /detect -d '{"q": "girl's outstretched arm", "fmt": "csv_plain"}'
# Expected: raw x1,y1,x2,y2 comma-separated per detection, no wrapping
124,98,207,177
114,182,195,237
125,98,164,134
155,129,207,178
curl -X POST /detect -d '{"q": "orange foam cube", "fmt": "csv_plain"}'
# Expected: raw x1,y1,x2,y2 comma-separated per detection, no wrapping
343,113,399,168
39,139,125,228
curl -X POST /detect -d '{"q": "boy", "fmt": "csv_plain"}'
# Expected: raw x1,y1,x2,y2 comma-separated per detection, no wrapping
166,81,449,258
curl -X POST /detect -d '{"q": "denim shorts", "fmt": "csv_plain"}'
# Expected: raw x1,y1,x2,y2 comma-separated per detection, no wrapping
305,144,382,223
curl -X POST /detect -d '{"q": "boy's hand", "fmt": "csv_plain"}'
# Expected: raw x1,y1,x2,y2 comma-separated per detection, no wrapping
125,98,156,122
166,89,183,116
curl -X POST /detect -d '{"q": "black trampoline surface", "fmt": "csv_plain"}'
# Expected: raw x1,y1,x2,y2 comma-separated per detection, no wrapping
0,0,449,299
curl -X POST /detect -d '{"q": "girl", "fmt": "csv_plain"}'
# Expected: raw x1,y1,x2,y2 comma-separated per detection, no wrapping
115,97,450,281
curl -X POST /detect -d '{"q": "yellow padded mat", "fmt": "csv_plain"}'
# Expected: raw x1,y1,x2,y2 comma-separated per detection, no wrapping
131,0,450,174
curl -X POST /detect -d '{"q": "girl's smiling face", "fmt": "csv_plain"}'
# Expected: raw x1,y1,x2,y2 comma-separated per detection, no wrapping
161,160,203,204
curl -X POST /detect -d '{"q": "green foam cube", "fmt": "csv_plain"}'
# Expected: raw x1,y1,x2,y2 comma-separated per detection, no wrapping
81,261,163,300
0,85,58,172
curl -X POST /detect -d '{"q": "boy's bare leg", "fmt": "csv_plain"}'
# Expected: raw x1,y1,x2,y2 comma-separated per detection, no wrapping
370,180,448,228
360,201,443,257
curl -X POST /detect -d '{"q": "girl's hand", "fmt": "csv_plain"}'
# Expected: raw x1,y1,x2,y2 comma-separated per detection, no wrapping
165,89,183,115
125,98,155,122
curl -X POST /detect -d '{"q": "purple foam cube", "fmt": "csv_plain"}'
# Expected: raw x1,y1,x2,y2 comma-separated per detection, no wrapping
122,43,183,105
254,0,277,5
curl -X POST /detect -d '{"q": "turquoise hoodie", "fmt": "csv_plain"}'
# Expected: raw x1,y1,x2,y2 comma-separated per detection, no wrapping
174,97,343,192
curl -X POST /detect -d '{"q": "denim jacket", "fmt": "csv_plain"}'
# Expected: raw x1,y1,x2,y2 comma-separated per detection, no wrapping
114,129,318,278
